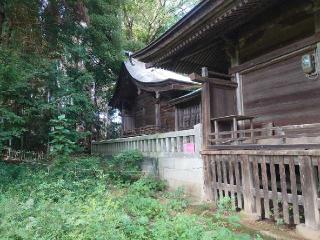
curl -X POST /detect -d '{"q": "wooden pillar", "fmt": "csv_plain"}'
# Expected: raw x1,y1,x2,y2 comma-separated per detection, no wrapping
214,120,219,144
233,117,238,144
250,119,255,144
201,67,211,149
155,91,161,128
175,106,179,131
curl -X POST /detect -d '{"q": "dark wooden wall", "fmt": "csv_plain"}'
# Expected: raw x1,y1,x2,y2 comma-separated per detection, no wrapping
210,86,236,119
128,91,156,129
242,50,320,126
230,0,320,127
122,90,178,132
160,93,175,131
176,101,201,130
160,98,175,131
236,0,314,64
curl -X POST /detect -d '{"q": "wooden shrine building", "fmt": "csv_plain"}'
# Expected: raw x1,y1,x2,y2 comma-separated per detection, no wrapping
110,58,200,136
129,0,320,237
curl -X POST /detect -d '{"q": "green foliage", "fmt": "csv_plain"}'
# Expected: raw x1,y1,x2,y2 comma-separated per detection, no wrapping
106,120,122,139
165,187,190,212
106,150,144,182
128,176,167,197
0,0,123,152
49,114,76,156
122,0,200,50
0,49,28,151
217,196,236,215
0,156,263,240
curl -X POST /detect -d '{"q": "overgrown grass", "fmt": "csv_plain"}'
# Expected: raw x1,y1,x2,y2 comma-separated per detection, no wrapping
0,152,262,239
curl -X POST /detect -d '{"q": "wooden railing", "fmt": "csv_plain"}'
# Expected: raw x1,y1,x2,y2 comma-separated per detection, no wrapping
208,123,320,145
202,150,320,230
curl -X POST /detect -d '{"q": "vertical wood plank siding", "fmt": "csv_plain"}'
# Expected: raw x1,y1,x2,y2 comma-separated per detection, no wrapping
176,103,201,130
202,151,320,228
134,91,156,128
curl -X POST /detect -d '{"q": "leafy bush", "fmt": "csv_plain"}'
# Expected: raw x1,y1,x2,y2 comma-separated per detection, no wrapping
165,187,190,212
106,150,144,182
128,176,166,197
49,114,76,157
217,196,236,215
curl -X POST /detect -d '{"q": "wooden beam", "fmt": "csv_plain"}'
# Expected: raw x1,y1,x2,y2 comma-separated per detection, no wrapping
189,73,238,88
208,70,231,80
179,41,222,61
175,106,179,131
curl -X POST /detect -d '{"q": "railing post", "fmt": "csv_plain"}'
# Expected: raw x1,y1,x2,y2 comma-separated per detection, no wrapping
296,155,320,240
171,137,175,152
165,137,170,152
241,154,256,215
300,156,320,229
194,124,202,157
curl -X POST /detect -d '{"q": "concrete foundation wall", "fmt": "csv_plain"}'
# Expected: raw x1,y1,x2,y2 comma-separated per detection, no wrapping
141,154,204,199
92,124,205,200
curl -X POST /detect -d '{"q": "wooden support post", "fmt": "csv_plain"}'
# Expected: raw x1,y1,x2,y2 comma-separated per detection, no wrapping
241,155,256,215
300,155,320,229
155,91,161,128
250,119,255,144
201,67,211,149
214,120,219,144
175,107,179,131
233,117,238,144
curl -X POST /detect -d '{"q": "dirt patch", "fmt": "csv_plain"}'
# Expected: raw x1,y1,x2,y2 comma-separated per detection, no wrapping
240,213,306,240
186,203,306,240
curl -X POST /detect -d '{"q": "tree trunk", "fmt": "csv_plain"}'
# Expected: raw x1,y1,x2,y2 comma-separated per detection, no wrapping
0,4,5,40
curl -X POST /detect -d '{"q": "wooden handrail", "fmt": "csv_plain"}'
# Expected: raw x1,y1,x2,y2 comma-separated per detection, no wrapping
208,122,320,145
208,127,282,136
209,123,320,137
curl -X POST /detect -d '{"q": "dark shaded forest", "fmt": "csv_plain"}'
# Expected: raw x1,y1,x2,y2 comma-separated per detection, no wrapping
0,0,198,154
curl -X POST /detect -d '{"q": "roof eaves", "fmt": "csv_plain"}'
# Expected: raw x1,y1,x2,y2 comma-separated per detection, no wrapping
132,0,218,59
168,88,202,106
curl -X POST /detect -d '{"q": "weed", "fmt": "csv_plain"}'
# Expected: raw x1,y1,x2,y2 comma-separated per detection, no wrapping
217,196,236,215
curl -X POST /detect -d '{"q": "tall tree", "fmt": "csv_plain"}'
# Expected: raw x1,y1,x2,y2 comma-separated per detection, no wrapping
122,0,199,51
0,0,122,152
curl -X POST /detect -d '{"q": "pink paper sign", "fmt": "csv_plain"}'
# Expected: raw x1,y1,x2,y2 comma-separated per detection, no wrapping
183,143,195,153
